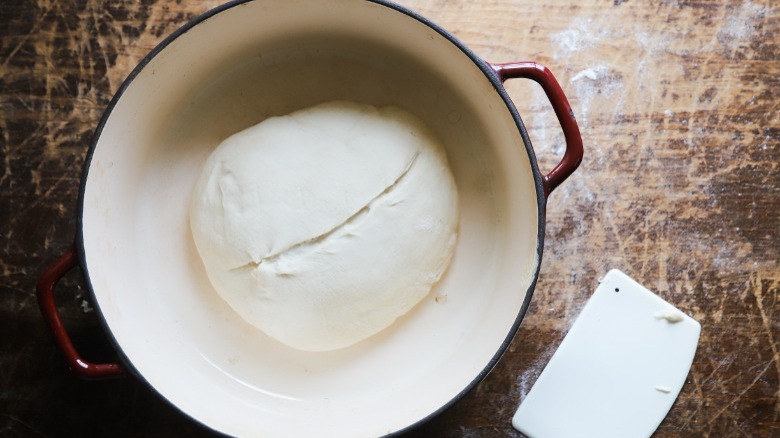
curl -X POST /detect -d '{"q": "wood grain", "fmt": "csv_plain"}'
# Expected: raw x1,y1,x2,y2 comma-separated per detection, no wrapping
1,0,777,436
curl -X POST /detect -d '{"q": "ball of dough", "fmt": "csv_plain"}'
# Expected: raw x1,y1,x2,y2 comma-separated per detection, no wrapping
190,101,458,351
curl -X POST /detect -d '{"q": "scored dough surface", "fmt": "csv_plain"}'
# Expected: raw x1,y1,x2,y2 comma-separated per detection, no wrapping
190,101,459,351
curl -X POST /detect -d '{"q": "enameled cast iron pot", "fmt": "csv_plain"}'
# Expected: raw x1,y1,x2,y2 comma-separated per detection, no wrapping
37,0,582,436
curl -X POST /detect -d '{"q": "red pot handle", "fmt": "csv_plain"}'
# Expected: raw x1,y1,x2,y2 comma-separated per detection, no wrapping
491,62,583,197
37,246,124,379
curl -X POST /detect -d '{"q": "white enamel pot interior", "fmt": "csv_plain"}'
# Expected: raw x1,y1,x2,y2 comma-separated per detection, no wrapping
62,0,583,436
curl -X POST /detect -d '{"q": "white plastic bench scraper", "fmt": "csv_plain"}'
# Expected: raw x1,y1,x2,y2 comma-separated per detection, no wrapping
512,269,700,438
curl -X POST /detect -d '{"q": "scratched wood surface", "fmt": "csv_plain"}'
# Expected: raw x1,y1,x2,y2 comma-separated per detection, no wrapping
1,0,777,436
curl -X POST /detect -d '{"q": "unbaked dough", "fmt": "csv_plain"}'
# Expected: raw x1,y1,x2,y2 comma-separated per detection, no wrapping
190,101,458,351
653,309,684,323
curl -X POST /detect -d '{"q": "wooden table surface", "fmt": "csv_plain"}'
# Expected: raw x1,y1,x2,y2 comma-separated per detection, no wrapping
1,0,777,436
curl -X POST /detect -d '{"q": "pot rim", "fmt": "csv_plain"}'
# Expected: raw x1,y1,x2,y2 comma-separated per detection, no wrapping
74,0,547,435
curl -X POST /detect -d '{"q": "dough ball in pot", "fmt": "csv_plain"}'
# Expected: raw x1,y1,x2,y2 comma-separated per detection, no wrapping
190,101,459,352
